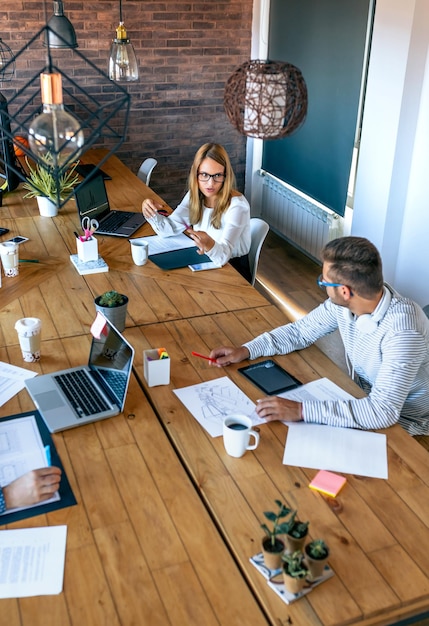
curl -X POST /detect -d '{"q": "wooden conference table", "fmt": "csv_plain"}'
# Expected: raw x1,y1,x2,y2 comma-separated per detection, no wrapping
1,151,429,626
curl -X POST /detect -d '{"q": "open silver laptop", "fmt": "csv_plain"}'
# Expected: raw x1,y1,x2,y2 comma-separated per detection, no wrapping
24,317,135,433
74,174,146,237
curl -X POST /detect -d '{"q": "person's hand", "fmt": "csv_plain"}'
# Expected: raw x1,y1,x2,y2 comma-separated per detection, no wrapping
188,230,215,254
142,198,165,219
3,467,62,510
255,396,302,423
208,345,250,367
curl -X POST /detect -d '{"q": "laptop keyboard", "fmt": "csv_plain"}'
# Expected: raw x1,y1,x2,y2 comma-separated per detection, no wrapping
54,370,111,418
99,211,134,232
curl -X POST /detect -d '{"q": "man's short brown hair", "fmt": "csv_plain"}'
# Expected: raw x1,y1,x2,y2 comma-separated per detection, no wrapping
321,236,383,298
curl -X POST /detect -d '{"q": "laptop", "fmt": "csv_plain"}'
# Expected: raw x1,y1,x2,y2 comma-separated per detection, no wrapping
74,174,146,237
24,317,135,433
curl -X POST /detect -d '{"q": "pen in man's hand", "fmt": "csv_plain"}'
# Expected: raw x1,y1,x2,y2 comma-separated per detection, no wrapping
191,351,216,363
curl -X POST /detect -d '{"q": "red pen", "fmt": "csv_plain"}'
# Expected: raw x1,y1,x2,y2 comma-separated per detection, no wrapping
191,351,216,363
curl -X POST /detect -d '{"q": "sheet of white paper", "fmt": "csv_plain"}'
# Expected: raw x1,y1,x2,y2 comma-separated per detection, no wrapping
174,376,266,437
0,361,37,407
283,423,388,479
279,377,356,402
130,233,195,255
0,415,60,514
0,525,67,597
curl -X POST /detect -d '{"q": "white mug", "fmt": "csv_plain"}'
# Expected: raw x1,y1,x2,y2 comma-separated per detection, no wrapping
130,240,149,266
223,414,260,458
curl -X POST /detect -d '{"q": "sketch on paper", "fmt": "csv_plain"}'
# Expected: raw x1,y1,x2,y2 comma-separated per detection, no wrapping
174,376,265,437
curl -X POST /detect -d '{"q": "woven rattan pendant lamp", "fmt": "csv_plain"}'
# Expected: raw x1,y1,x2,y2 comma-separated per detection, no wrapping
224,59,308,140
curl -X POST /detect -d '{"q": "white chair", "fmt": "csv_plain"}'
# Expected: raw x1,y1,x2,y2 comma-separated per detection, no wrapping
248,217,269,286
137,157,157,187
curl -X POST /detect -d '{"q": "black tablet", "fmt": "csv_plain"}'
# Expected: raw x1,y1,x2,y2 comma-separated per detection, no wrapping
238,359,301,395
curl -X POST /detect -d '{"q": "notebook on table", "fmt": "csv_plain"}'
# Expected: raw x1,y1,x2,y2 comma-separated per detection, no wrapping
74,174,146,237
24,317,135,433
149,247,211,270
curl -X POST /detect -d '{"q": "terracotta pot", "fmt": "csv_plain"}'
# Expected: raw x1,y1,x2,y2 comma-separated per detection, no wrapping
282,571,307,595
261,537,284,571
37,196,58,217
304,544,329,580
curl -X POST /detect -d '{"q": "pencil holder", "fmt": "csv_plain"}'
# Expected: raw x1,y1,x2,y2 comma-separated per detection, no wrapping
144,348,170,387
77,236,98,262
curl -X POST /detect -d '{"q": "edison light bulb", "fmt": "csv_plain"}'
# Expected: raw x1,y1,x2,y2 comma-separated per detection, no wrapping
28,72,84,166
108,23,139,82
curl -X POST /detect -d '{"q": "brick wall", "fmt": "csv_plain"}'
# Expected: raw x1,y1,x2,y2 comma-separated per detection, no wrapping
1,0,253,207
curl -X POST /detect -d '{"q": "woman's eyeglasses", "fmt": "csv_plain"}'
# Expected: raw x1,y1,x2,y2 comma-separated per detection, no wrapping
197,172,225,183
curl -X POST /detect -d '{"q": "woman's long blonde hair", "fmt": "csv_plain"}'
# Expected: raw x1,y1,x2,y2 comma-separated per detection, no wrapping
187,143,237,229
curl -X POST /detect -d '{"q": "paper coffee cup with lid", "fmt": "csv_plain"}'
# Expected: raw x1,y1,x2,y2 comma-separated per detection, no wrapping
14,318,42,362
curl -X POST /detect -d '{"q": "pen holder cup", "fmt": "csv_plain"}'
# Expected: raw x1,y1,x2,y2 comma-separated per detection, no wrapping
144,349,170,387
77,237,98,262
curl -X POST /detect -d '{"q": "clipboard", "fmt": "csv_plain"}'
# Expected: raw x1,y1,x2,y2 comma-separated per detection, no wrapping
148,246,211,270
0,410,76,525
238,359,302,395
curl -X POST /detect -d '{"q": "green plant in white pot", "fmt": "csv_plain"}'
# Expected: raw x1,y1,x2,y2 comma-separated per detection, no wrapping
94,290,128,332
22,155,79,216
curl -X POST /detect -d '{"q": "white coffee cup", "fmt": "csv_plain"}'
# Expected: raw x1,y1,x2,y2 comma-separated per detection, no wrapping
130,240,149,266
0,241,19,277
223,414,260,458
14,317,42,362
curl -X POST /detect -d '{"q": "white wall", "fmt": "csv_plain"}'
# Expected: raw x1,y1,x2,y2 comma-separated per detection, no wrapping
250,0,429,306
352,0,429,305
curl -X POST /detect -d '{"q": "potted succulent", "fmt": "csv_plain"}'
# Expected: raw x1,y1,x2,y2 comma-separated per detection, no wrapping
281,550,309,595
94,290,128,332
284,518,309,554
22,155,80,216
304,539,329,580
260,499,295,570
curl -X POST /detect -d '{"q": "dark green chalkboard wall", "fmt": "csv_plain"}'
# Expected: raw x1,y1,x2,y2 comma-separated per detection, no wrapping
262,0,373,216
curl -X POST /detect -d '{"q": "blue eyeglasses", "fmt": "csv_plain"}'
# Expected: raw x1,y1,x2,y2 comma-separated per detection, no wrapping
317,274,344,290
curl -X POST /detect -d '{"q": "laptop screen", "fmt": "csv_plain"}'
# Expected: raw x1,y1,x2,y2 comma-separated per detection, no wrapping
88,320,134,409
74,174,110,222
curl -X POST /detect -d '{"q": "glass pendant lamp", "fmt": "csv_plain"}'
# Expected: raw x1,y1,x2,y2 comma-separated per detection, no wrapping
108,0,139,82
28,71,84,167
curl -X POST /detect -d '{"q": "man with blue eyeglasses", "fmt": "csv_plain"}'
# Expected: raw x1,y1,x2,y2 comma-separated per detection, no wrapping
209,236,429,435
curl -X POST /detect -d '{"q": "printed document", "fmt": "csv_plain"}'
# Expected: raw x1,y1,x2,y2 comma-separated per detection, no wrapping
0,361,37,407
0,525,67,597
130,232,195,255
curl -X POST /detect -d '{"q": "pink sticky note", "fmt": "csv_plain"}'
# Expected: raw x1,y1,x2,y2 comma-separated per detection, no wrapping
91,312,108,339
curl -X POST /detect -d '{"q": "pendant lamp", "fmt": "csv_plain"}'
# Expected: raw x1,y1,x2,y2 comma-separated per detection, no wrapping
0,0,131,207
108,0,139,82
0,38,15,82
43,0,78,49
224,59,308,140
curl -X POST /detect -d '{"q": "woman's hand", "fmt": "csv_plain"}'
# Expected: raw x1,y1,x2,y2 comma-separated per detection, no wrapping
255,396,303,423
3,467,62,510
188,230,215,254
208,345,250,366
142,198,165,219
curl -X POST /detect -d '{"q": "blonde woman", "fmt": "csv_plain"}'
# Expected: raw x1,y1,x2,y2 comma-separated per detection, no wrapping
142,143,251,280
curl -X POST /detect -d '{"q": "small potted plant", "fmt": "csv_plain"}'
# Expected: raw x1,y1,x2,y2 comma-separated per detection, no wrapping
304,539,329,580
260,499,295,570
284,518,309,554
94,290,128,332
22,155,80,216
281,550,309,595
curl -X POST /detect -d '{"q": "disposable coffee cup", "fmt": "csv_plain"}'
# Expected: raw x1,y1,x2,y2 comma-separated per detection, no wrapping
130,240,149,266
223,414,260,458
0,241,19,277
14,317,42,362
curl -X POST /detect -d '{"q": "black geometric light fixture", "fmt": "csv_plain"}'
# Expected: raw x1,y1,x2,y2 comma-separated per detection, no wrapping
224,59,308,140
0,38,15,83
108,0,139,82
43,0,78,49
0,16,131,206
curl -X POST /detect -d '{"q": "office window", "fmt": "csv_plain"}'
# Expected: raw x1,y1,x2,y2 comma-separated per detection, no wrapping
262,0,373,217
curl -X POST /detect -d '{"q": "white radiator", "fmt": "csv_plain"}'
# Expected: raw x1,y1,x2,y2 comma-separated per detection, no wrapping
259,173,344,262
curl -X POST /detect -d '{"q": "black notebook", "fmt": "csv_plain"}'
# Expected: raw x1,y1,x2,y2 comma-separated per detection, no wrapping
148,246,211,270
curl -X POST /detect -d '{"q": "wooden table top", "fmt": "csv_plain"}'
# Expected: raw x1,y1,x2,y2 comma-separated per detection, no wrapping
1,150,429,626
127,305,429,626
